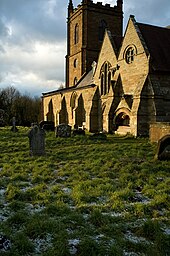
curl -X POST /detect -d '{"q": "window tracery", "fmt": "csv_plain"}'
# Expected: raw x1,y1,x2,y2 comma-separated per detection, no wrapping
124,45,137,64
100,62,112,95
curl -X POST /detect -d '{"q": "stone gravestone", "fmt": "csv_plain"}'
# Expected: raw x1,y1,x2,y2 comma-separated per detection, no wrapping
28,125,45,156
55,124,71,138
155,135,170,160
11,117,18,132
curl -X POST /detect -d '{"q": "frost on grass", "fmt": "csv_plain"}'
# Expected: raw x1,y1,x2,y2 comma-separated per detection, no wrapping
26,203,46,214
0,205,11,222
0,188,11,222
68,239,80,255
124,231,150,245
123,251,139,256
164,228,170,235
102,211,123,218
33,234,53,254
129,190,150,204
0,188,6,197
62,187,72,194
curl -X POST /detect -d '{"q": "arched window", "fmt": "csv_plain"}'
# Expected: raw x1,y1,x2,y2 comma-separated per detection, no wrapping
74,77,78,86
100,62,112,95
124,45,137,64
74,23,79,44
74,59,78,68
99,20,107,41
104,63,108,95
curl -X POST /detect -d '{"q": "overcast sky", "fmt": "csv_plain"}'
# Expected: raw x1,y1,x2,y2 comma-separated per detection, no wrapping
0,0,170,97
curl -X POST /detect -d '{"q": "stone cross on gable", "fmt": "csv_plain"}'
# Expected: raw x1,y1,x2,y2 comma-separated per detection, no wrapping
92,61,97,75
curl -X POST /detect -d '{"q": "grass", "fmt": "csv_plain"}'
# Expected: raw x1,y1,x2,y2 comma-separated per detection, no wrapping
0,126,170,255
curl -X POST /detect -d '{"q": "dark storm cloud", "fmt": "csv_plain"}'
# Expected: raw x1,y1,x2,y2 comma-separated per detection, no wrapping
0,0,67,45
0,0,169,96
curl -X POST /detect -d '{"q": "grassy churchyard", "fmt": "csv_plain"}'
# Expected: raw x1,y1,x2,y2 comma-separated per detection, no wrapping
0,127,170,256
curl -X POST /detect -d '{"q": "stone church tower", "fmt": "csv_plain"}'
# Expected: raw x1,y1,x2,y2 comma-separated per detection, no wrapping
66,0,123,87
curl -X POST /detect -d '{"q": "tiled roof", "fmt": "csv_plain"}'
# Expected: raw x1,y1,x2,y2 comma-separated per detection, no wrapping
137,23,170,72
76,69,94,88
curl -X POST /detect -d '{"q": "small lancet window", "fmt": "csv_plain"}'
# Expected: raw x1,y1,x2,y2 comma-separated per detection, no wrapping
74,77,78,86
100,61,112,95
74,23,79,44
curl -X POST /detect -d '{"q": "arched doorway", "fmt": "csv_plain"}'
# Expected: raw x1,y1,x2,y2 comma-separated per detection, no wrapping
114,109,131,135
115,112,130,128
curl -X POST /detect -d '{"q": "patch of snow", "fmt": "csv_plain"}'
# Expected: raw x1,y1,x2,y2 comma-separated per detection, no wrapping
123,251,138,256
62,187,72,194
0,188,6,196
26,204,45,214
68,239,80,255
57,176,69,181
53,170,59,174
82,214,89,220
164,228,170,235
124,231,150,245
102,211,123,217
20,182,33,192
93,234,104,242
66,228,74,235
33,234,53,254
129,191,150,204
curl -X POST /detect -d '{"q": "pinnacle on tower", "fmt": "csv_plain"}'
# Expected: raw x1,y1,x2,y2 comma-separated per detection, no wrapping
117,0,123,9
68,0,74,15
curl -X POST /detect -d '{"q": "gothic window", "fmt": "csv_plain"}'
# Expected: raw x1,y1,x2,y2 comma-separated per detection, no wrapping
104,63,108,95
74,59,78,68
74,23,79,44
74,77,78,86
100,62,112,95
99,20,107,41
125,46,136,64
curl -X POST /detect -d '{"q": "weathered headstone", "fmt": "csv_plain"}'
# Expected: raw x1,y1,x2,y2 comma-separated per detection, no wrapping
155,135,170,160
55,124,71,137
28,125,45,156
11,117,18,132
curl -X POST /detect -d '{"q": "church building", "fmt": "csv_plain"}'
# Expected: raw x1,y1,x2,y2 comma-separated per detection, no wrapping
42,0,170,137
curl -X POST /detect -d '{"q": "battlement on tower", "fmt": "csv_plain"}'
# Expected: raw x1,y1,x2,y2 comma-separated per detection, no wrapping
69,0,122,17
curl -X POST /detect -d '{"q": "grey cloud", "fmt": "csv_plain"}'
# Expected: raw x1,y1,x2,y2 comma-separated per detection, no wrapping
0,17,9,37
0,0,67,46
0,0,170,96
124,0,170,27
